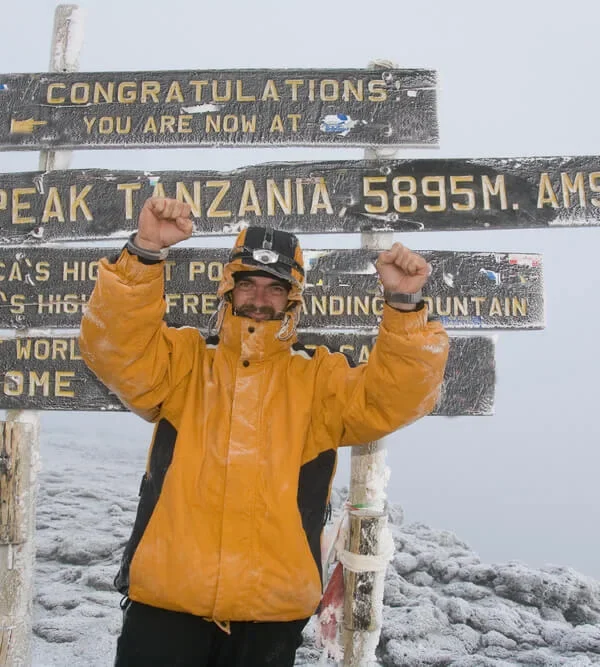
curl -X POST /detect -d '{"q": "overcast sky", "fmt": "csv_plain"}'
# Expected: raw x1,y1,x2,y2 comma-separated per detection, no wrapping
2,0,600,579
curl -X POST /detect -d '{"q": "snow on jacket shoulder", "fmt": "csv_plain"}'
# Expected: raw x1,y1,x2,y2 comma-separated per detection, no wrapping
79,249,449,622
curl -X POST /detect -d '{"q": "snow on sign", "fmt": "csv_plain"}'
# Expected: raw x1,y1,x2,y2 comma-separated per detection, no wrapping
0,334,494,415
0,69,438,150
0,248,544,330
0,157,597,242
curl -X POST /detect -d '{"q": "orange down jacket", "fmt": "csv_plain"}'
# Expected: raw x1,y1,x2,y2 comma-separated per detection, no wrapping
79,248,449,623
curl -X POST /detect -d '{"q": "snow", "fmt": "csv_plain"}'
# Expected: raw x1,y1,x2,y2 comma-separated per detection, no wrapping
27,413,600,666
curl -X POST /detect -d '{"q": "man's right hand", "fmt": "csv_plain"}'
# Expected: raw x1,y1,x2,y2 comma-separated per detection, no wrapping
135,197,193,251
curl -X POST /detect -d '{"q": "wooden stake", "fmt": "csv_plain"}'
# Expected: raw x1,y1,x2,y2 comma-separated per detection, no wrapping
0,422,34,667
342,58,403,667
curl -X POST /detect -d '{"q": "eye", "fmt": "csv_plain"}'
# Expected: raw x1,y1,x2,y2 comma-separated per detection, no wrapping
236,280,254,291
269,285,287,296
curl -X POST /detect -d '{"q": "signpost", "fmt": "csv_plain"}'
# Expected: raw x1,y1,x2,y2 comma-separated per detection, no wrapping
0,69,438,150
0,247,544,330
0,7,559,666
0,334,494,416
0,157,599,242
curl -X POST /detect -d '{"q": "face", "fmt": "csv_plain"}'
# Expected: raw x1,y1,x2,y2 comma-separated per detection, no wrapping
231,275,290,321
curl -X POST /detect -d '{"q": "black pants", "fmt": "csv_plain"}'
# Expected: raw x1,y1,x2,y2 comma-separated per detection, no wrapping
114,600,309,667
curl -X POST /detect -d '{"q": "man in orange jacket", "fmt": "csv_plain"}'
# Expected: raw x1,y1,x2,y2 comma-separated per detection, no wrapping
79,197,448,667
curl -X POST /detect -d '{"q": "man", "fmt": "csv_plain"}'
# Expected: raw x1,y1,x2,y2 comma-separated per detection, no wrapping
79,197,449,666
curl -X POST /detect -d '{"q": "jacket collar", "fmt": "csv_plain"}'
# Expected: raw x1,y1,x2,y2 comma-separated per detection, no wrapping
219,304,296,361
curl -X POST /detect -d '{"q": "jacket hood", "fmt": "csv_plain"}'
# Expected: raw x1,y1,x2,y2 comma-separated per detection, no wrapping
215,226,305,339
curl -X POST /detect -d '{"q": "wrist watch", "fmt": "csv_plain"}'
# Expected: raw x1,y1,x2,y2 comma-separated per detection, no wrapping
383,288,423,305
126,233,169,261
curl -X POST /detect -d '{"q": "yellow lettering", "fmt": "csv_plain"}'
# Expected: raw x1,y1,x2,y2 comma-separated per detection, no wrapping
165,81,184,103
143,115,158,133
310,180,333,215
152,182,166,198
70,185,93,221
285,79,304,101
489,297,503,316
29,371,50,396
512,297,527,316
118,82,137,103
238,180,262,216
212,80,232,102
482,175,508,210
15,339,31,360
178,115,193,133
83,116,96,133
561,172,586,207
10,294,24,314
364,176,388,213
117,182,142,220
206,181,231,218
270,114,284,133
98,117,113,134
47,83,66,103
12,188,36,224
71,83,89,104
537,173,559,208
188,261,206,280
93,81,114,104
55,371,75,397
262,80,280,101
392,176,417,213
267,180,293,215
176,181,201,216
140,81,160,103
35,262,50,282
287,114,300,132
343,80,363,102
320,79,339,101
236,80,255,101
41,187,66,223
422,176,446,212
159,115,176,133
189,80,209,101
367,80,387,102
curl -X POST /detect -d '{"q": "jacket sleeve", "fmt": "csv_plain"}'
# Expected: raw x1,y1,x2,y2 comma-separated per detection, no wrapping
315,303,449,447
79,250,198,421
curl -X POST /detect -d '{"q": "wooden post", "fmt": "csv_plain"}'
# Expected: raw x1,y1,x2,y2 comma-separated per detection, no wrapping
342,59,402,667
0,421,36,667
0,6,83,665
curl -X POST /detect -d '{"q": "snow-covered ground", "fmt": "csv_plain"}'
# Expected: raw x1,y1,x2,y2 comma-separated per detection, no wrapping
31,413,600,666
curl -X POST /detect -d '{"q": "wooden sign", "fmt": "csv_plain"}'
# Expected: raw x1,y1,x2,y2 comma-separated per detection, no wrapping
0,248,544,330
0,157,597,242
0,334,494,416
0,69,438,150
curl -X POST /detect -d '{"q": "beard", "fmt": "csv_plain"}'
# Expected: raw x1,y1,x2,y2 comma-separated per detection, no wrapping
233,304,285,321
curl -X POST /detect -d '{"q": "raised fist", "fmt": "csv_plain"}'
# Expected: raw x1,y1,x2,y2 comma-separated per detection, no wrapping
135,197,193,251
375,243,431,294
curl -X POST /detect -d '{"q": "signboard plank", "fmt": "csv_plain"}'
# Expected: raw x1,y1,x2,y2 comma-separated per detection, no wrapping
0,248,544,330
0,334,494,416
0,158,596,242
0,69,438,150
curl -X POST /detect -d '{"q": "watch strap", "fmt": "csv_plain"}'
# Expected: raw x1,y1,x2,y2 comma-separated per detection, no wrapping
126,233,169,261
383,289,423,305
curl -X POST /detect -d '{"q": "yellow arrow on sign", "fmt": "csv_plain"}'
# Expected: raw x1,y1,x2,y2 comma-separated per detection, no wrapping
10,118,48,134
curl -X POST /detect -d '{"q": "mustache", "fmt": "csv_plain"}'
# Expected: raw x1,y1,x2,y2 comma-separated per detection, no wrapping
233,304,285,320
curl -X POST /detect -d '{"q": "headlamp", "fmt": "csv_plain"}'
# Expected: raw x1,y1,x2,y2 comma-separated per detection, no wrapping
252,248,279,265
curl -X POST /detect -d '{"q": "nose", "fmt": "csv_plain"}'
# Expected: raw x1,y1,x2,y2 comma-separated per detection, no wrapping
251,286,269,306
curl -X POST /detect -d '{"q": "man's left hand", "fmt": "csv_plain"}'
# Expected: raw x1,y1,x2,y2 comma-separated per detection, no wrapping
375,243,431,294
